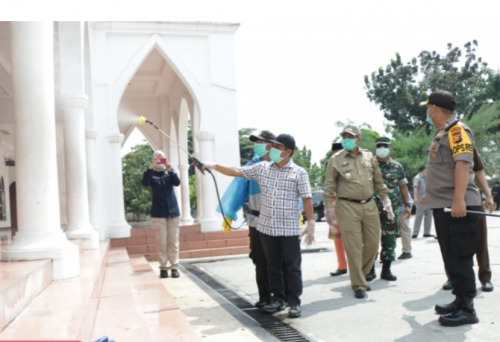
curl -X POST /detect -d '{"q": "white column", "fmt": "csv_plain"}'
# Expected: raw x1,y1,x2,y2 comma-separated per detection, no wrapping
1,21,79,280
85,130,105,240
196,131,220,232
107,134,131,238
178,164,194,224
59,94,99,249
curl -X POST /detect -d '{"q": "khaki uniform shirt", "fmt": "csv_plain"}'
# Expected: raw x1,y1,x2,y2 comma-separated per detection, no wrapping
425,116,481,209
323,148,389,208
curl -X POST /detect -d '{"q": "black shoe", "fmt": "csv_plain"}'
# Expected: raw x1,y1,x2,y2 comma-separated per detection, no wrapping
367,286,371,291
435,299,460,315
439,304,479,327
261,300,285,313
481,280,494,292
160,270,168,278
381,261,397,281
355,289,366,299
171,269,180,278
330,269,347,276
366,265,376,281
288,305,301,318
423,234,435,238
442,279,453,290
255,300,269,308
398,252,412,260
412,235,417,239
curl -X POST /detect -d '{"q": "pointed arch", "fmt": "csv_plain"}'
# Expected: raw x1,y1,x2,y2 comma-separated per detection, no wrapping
113,34,202,122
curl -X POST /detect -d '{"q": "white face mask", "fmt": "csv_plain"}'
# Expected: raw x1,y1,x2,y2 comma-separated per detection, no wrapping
376,147,390,158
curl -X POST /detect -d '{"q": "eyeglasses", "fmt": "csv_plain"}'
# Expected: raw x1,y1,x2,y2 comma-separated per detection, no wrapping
376,144,390,148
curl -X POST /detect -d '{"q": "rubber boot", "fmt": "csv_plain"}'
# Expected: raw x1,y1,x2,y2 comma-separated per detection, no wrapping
365,264,376,281
435,298,460,314
380,260,397,281
438,297,479,327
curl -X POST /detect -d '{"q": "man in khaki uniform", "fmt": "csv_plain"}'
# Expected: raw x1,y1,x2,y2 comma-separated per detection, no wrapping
323,124,392,299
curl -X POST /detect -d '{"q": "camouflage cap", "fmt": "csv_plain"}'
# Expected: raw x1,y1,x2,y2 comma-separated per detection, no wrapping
340,124,361,137
375,136,391,145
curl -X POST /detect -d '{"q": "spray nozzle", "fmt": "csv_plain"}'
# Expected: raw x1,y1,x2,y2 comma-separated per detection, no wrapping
138,116,147,125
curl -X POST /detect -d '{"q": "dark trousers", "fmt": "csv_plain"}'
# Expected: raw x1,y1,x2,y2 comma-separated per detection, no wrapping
443,207,492,282
249,227,271,303
259,232,302,306
434,207,480,298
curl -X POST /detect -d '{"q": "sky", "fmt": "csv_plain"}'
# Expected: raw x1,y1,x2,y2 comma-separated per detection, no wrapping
7,0,500,163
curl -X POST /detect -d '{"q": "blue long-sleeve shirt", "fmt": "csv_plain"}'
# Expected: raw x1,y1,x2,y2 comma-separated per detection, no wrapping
142,168,181,218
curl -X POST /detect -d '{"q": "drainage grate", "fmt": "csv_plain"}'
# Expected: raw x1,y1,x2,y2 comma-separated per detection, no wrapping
183,263,310,342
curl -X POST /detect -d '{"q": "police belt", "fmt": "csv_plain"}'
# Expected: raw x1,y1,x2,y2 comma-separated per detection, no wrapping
338,196,373,204
245,208,260,217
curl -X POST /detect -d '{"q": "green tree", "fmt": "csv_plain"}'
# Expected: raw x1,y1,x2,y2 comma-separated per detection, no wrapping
364,41,499,131
293,146,312,170
239,128,257,165
122,144,154,221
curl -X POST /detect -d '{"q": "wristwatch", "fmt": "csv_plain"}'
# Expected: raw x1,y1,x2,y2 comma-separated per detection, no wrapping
404,203,411,208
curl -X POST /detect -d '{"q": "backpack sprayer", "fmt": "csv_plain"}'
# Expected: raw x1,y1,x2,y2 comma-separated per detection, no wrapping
138,116,246,230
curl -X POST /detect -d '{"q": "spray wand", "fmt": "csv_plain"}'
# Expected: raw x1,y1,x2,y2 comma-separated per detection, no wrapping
138,116,246,231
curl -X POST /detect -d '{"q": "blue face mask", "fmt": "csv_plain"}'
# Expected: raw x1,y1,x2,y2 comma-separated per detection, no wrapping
254,143,268,157
342,138,357,151
270,148,284,163
376,147,390,158
155,163,166,170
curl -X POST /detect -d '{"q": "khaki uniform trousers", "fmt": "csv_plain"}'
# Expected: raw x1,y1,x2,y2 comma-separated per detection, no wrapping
398,212,412,254
336,199,381,291
151,217,180,270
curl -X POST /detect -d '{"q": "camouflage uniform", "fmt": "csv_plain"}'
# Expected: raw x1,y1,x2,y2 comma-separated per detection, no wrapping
374,149,408,262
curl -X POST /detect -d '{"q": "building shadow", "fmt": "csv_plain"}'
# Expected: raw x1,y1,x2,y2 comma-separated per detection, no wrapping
297,285,375,319
394,314,472,342
403,289,453,312
302,274,350,287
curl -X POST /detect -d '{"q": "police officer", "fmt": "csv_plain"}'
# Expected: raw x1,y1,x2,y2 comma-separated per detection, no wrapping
372,137,411,281
421,91,481,327
323,124,392,299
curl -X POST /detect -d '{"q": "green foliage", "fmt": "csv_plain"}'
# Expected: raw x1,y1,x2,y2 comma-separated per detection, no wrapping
122,144,154,221
189,174,197,216
365,41,500,131
239,128,257,165
293,146,312,170
462,100,500,180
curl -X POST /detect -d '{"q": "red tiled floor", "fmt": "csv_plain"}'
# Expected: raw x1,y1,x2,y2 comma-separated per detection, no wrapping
146,236,157,245
127,245,148,255
230,246,250,255
187,241,208,250
126,237,147,246
111,239,127,247
184,234,205,242
207,240,227,249
179,251,191,259
204,232,223,240
227,238,249,247
130,229,146,238
190,250,212,258
210,248,232,257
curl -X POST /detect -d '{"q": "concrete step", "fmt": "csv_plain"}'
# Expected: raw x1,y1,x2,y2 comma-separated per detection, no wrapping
91,248,200,341
0,259,52,332
132,244,251,260
0,241,110,340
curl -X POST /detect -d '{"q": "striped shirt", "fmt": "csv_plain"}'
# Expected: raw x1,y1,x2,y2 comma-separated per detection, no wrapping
241,160,311,236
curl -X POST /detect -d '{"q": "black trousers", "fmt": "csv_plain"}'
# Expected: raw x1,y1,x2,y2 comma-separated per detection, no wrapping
434,207,480,298
259,232,302,306
249,227,271,303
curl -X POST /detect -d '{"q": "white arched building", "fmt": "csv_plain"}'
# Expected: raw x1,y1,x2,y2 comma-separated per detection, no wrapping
0,21,240,279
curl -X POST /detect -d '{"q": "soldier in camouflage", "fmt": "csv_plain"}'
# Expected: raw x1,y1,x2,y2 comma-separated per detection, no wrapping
370,137,411,281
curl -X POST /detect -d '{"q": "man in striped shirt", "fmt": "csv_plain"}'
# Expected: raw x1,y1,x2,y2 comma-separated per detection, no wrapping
202,133,314,318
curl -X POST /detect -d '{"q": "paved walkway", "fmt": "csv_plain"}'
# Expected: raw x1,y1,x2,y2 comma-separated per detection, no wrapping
156,214,500,342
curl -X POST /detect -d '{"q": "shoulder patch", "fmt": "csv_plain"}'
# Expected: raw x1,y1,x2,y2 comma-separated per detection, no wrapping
448,124,473,157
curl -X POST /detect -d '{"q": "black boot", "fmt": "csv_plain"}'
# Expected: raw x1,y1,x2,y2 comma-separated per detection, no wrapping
438,297,479,327
435,298,460,314
381,261,397,281
365,265,376,281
